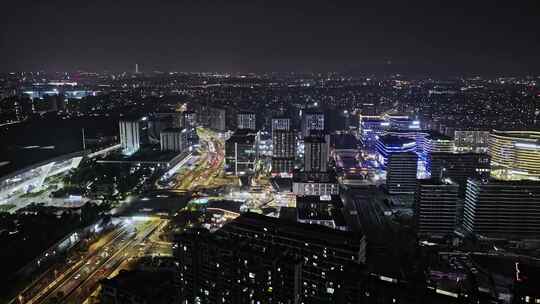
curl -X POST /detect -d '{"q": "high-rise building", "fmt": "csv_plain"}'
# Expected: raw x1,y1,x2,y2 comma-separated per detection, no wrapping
271,117,295,176
415,178,459,237
429,152,490,195
304,136,328,172
295,118,335,196
148,115,174,142
294,135,337,195
387,152,418,194
488,130,540,181
119,118,140,155
272,129,296,176
237,111,256,131
380,130,452,165
463,179,540,238
160,128,187,152
302,111,324,137
174,213,367,303
225,130,258,176
181,111,198,147
382,130,429,163
271,117,291,132
375,135,416,169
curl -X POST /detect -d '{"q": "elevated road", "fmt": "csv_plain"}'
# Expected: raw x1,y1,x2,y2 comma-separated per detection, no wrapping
17,217,163,304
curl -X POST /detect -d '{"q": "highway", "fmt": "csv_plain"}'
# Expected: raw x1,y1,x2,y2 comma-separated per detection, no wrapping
18,217,164,304
175,128,226,191
11,130,220,304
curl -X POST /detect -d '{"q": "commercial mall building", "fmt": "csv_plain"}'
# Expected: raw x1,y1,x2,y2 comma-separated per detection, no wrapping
488,130,540,181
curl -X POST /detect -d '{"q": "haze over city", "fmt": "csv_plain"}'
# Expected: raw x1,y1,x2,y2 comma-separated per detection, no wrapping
1,0,539,74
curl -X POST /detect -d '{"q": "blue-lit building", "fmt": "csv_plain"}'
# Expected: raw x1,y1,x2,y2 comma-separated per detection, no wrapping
376,135,416,169
359,117,390,149
359,115,420,151
382,130,429,161
381,130,454,177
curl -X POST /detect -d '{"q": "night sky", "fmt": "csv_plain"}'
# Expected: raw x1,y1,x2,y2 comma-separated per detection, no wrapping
1,0,538,75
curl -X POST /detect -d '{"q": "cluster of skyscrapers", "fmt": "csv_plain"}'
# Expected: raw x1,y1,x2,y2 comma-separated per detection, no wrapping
178,107,540,303
119,111,198,156
361,114,540,240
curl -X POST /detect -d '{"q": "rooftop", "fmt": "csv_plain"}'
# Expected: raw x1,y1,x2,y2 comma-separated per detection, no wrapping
296,195,343,207
227,129,257,143
222,212,364,251
377,135,416,146
469,178,540,187
418,177,458,186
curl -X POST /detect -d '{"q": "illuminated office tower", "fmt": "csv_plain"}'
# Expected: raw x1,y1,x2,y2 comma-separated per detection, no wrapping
375,135,416,169
488,130,540,180
387,115,420,130
463,179,540,238
272,117,296,176
119,118,140,155
415,178,459,237
376,135,418,194
304,136,328,172
359,116,390,150
424,133,454,174
387,152,418,194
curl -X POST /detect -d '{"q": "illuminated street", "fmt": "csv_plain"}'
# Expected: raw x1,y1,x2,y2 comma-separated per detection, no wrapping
16,217,167,304
174,128,229,191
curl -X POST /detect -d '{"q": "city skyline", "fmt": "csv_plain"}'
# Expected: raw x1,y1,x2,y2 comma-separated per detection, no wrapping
1,2,540,303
